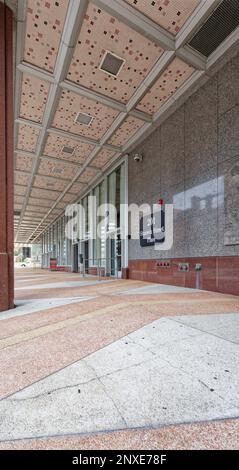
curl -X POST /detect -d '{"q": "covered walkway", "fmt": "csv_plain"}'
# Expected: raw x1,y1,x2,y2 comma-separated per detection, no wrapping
0,268,238,449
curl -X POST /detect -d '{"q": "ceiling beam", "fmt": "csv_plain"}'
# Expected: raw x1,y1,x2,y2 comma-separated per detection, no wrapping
93,0,175,51
15,117,42,130
175,0,222,49
17,61,56,83
46,126,121,152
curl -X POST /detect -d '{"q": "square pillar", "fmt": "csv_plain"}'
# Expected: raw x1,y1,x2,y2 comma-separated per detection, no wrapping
0,3,14,311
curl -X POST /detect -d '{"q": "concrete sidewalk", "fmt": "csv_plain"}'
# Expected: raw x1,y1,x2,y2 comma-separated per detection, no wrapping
0,268,238,449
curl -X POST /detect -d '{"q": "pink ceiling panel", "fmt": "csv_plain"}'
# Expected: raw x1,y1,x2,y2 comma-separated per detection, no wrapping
38,158,76,180
137,57,194,114
67,3,164,103
14,171,30,186
108,116,145,146
34,174,68,191
15,185,27,196
17,124,40,152
52,90,119,140
24,0,69,73
15,153,34,173
69,182,87,195
124,0,200,35
28,197,53,208
20,74,49,123
78,167,99,184
44,133,95,164
30,187,60,200
91,149,116,168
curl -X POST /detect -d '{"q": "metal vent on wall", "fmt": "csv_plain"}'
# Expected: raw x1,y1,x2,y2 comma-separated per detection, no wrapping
99,51,125,77
75,111,93,126
189,0,239,57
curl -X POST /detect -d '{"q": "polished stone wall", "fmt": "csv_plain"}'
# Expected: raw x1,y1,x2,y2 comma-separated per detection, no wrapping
128,52,239,262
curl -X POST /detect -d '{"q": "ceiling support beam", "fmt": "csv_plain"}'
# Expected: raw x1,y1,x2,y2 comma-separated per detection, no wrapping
93,0,175,51
46,126,120,152
176,0,222,49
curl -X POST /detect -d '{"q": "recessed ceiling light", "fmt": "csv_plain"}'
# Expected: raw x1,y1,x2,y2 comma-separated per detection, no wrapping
99,50,125,77
75,112,94,126
62,145,75,155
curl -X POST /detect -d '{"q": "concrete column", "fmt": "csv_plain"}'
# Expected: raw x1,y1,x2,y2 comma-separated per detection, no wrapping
0,3,14,312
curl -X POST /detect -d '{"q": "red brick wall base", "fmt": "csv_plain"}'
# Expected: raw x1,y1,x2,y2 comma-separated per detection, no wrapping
128,257,239,296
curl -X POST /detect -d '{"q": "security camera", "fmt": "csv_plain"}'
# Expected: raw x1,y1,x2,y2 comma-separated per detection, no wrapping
134,153,143,162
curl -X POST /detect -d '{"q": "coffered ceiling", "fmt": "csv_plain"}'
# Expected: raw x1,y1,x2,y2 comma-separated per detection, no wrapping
13,0,239,243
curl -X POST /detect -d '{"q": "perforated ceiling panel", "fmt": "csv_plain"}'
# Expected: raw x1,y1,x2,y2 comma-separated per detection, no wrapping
124,0,200,35
91,149,116,168
137,57,194,114
20,74,49,123
67,3,163,103
52,90,119,140
44,134,95,164
17,124,40,152
189,0,239,57
33,175,68,192
24,0,69,72
15,154,34,173
38,158,77,180
15,171,31,186
108,116,145,146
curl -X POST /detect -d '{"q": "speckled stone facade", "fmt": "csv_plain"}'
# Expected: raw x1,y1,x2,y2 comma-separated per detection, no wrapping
128,52,239,295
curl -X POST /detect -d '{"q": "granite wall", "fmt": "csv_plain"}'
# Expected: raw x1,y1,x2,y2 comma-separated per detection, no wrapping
128,52,239,262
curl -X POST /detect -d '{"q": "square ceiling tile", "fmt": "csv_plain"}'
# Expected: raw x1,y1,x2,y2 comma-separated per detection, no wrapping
44,133,95,164
26,205,47,214
17,124,40,152
61,193,76,203
14,171,30,186
55,201,66,209
137,57,194,114
91,149,116,168
67,3,164,103
38,158,76,180
20,74,49,123
124,0,200,35
52,90,119,140
14,196,25,205
34,174,68,191
30,187,60,200
78,166,99,184
108,116,145,146
69,182,87,195
28,197,53,208
15,185,27,196
24,0,69,73
15,153,34,172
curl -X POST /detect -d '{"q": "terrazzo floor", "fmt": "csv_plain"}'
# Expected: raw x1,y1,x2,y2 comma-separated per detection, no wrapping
0,268,238,449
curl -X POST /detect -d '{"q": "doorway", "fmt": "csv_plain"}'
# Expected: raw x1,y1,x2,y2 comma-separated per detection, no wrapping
72,244,78,273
